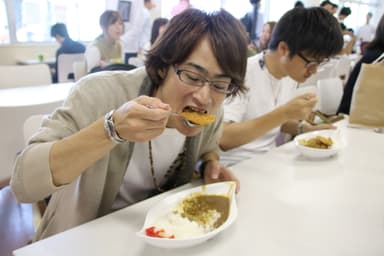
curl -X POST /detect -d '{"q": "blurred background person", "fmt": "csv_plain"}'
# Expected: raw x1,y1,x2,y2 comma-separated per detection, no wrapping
357,12,376,55
337,7,357,54
330,3,339,15
150,17,169,45
254,21,276,53
85,10,124,72
338,13,384,115
171,0,192,17
122,0,155,65
129,17,168,67
294,1,304,8
320,0,333,13
240,0,264,47
50,23,85,83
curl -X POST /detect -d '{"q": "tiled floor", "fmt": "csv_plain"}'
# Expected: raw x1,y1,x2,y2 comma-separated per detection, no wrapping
0,186,34,256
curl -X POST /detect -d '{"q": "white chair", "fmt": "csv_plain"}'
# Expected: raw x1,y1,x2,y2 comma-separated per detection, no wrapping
57,53,85,82
73,60,87,81
0,64,52,89
317,77,344,115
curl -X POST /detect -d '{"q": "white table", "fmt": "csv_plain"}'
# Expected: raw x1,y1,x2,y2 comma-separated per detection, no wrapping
13,120,384,256
0,83,73,182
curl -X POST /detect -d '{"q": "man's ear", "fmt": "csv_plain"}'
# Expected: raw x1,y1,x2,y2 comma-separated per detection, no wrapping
277,41,290,57
277,41,290,63
158,68,167,79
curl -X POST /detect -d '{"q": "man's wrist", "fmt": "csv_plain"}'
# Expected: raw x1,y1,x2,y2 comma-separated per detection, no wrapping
104,110,127,144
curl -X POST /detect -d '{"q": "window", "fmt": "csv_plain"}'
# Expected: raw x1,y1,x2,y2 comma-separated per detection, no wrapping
4,0,105,43
0,0,9,44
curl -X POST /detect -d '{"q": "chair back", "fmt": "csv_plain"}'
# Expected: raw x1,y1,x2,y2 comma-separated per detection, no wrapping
0,64,52,89
73,60,87,81
57,53,85,82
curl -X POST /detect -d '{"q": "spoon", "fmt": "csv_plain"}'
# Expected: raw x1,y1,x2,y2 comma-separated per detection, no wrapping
145,104,201,128
168,111,201,128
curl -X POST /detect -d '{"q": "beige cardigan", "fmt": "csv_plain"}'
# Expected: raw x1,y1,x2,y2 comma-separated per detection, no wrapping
11,67,223,240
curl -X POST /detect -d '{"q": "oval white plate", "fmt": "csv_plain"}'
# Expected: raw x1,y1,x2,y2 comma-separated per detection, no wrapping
294,129,344,159
136,181,237,248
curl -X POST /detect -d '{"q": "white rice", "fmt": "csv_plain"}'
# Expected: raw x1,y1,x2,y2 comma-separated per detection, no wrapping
153,211,220,239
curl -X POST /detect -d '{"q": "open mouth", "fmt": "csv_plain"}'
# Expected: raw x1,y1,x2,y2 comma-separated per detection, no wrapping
181,106,216,126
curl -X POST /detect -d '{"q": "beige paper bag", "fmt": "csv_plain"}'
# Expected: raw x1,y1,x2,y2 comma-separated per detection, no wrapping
349,53,384,128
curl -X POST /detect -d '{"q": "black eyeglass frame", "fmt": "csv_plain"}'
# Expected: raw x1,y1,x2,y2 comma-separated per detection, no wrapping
173,65,236,95
296,52,330,69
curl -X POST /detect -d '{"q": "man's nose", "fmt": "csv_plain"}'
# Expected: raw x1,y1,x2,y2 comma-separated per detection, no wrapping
193,82,212,105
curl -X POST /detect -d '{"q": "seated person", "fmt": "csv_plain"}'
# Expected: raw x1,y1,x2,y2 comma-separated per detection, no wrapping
11,9,247,241
150,18,169,45
254,21,276,53
338,13,384,114
129,17,169,67
85,10,124,72
220,7,343,166
50,23,85,82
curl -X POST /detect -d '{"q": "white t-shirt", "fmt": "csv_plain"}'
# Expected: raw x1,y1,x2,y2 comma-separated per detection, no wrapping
357,24,376,42
112,128,185,209
220,53,297,166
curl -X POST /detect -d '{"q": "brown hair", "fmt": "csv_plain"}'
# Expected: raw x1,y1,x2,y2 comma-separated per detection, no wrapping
145,9,248,97
99,10,123,31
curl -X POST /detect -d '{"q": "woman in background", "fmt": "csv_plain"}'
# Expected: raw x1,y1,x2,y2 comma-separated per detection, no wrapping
338,13,384,114
255,21,276,52
85,10,124,72
150,18,169,45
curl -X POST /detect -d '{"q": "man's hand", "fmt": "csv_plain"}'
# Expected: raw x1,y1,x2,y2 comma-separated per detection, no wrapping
203,160,240,193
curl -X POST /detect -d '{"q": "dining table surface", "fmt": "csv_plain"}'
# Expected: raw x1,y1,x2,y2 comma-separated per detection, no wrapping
13,119,384,256
0,82,73,107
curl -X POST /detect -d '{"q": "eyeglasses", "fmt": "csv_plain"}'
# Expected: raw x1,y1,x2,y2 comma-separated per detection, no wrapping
297,52,329,69
173,65,234,95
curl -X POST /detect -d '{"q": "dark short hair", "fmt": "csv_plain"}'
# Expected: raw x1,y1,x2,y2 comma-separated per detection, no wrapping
294,1,304,8
99,10,123,30
145,9,248,97
269,7,343,60
320,0,331,7
339,7,351,16
50,23,68,38
150,18,169,45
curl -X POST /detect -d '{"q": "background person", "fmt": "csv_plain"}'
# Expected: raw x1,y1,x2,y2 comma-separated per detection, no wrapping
150,17,169,45
220,7,344,166
254,21,276,53
357,12,376,55
50,23,85,82
85,10,124,72
122,0,155,65
11,9,248,241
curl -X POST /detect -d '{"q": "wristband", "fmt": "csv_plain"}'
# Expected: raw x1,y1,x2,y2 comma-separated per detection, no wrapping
104,110,127,144
195,159,214,178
